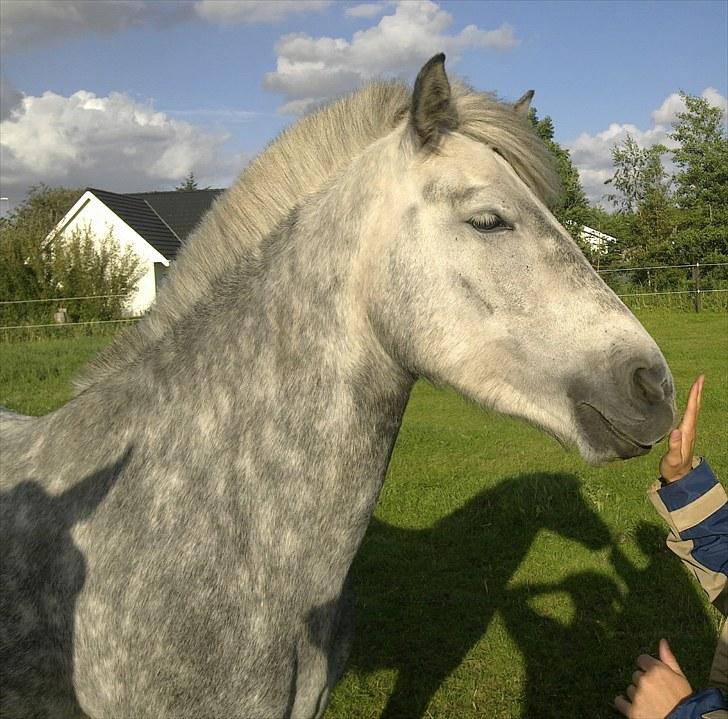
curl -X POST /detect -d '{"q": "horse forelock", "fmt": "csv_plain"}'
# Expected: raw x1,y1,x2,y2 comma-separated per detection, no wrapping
452,84,562,206
75,79,560,393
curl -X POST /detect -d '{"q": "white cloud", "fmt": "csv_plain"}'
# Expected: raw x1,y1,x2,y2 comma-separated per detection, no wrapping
652,86,728,124
703,87,728,116
650,93,687,126
0,89,247,204
567,88,727,205
193,0,331,25
345,3,389,19
264,0,517,113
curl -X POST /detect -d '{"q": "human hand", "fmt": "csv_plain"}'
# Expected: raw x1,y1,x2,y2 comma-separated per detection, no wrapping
659,375,704,483
614,639,693,718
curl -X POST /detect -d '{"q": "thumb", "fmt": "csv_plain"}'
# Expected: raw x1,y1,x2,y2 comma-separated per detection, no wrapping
667,429,682,453
659,638,685,676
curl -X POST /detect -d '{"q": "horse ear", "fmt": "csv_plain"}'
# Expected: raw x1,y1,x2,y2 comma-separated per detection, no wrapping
410,53,458,149
513,90,534,116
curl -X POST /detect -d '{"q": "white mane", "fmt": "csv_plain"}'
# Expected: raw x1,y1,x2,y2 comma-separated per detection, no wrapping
77,80,559,391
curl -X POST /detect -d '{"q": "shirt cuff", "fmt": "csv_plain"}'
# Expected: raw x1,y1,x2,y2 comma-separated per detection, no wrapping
658,458,718,512
666,687,727,718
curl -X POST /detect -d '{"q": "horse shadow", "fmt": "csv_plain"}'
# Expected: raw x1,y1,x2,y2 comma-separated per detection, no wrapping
343,472,717,719
0,450,130,719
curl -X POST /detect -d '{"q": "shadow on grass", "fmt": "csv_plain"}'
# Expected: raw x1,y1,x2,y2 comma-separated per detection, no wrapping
345,473,716,719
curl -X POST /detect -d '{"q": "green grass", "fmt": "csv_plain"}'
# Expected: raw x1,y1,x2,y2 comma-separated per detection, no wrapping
1,310,726,718
0,335,114,415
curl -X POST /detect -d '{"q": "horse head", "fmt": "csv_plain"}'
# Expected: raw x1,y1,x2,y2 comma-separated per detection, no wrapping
358,55,675,464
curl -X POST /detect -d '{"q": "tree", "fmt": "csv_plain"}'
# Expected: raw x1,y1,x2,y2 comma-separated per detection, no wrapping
600,134,681,267
596,93,728,283
175,172,203,191
667,94,728,263
5,184,83,235
0,186,142,326
670,93,728,210
528,109,591,245
605,134,671,214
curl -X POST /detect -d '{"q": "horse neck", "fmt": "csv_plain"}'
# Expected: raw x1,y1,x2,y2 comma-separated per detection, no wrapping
93,184,414,579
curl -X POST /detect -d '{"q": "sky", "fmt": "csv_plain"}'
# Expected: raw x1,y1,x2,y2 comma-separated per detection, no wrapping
1,0,726,213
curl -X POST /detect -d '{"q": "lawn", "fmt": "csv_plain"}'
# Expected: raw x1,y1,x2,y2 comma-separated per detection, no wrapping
1,310,726,718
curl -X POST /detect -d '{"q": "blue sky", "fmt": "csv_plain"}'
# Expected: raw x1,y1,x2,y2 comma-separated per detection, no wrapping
1,0,726,212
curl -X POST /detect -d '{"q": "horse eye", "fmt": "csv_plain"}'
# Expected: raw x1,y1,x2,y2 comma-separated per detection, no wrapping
467,214,508,233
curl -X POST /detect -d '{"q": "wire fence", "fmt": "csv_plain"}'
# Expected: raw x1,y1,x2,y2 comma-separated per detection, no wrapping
0,318,139,331
0,291,139,340
1,261,727,339
0,293,130,305
596,262,728,273
596,260,728,312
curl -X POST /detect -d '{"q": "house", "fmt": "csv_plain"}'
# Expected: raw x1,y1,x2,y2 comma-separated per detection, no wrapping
51,188,224,315
579,225,617,256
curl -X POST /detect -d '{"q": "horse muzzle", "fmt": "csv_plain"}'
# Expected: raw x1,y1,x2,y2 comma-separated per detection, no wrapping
569,354,676,461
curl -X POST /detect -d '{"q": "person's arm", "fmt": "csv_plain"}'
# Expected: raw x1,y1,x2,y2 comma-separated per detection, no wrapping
615,376,728,718
647,376,728,615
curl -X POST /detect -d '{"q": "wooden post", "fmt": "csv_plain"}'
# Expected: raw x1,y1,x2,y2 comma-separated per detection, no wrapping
692,262,701,313
54,305,69,324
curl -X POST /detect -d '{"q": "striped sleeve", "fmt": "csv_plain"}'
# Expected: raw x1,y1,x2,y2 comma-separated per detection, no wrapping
665,687,727,718
649,459,728,615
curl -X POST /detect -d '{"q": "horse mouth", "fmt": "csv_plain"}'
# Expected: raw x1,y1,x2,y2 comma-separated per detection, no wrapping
577,403,653,458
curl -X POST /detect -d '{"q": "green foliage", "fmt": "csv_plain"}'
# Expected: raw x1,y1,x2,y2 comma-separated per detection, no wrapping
3,184,83,234
670,94,728,210
605,135,671,214
667,94,728,269
528,108,591,245
598,94,727,278
0,186,142,327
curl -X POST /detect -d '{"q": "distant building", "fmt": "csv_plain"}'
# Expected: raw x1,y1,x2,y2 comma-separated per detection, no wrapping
580,225,617,256
50,188,224,315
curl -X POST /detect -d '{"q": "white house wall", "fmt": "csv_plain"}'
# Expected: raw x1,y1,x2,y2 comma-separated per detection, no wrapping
55,192,169,315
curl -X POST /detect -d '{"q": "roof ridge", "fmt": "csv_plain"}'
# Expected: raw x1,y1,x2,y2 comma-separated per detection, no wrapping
127,189,225,196
140,198,181,242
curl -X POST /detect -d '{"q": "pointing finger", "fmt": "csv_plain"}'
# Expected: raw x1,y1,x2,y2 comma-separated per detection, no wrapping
679,376,703,444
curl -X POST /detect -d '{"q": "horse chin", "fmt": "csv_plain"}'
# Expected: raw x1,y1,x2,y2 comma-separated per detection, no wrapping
574,403,654,464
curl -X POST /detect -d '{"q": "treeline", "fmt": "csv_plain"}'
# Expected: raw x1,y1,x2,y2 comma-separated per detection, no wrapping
1,95,725,329
530,93,727,301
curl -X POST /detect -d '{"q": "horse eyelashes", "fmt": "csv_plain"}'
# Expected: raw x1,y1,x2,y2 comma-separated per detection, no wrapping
467,214,508,233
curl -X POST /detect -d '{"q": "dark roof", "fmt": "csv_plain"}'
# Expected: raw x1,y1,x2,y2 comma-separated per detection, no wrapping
127,190,223,245
84,188,224,261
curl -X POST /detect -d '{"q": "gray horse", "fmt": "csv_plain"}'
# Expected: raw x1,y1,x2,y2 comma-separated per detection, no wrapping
1,55,675,718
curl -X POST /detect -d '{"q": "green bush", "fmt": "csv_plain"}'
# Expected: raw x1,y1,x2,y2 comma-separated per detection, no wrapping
0,186,142,330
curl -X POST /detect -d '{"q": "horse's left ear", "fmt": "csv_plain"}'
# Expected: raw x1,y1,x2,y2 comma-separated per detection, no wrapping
513,90,534,116
411,53,458,149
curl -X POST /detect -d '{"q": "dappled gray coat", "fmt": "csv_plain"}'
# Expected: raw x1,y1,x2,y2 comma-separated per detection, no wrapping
0,55,676,718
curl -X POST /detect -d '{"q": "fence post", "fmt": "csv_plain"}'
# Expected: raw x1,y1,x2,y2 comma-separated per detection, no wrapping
692,262,701,313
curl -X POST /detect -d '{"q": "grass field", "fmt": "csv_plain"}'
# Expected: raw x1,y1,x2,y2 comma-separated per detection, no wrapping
1,310,726,718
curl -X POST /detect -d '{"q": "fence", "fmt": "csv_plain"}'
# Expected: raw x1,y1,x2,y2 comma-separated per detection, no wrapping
0,293,139,341
596,261,728,312
1,261,727,340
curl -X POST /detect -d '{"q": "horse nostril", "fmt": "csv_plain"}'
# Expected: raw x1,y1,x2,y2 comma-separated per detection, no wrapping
633,366,668,403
